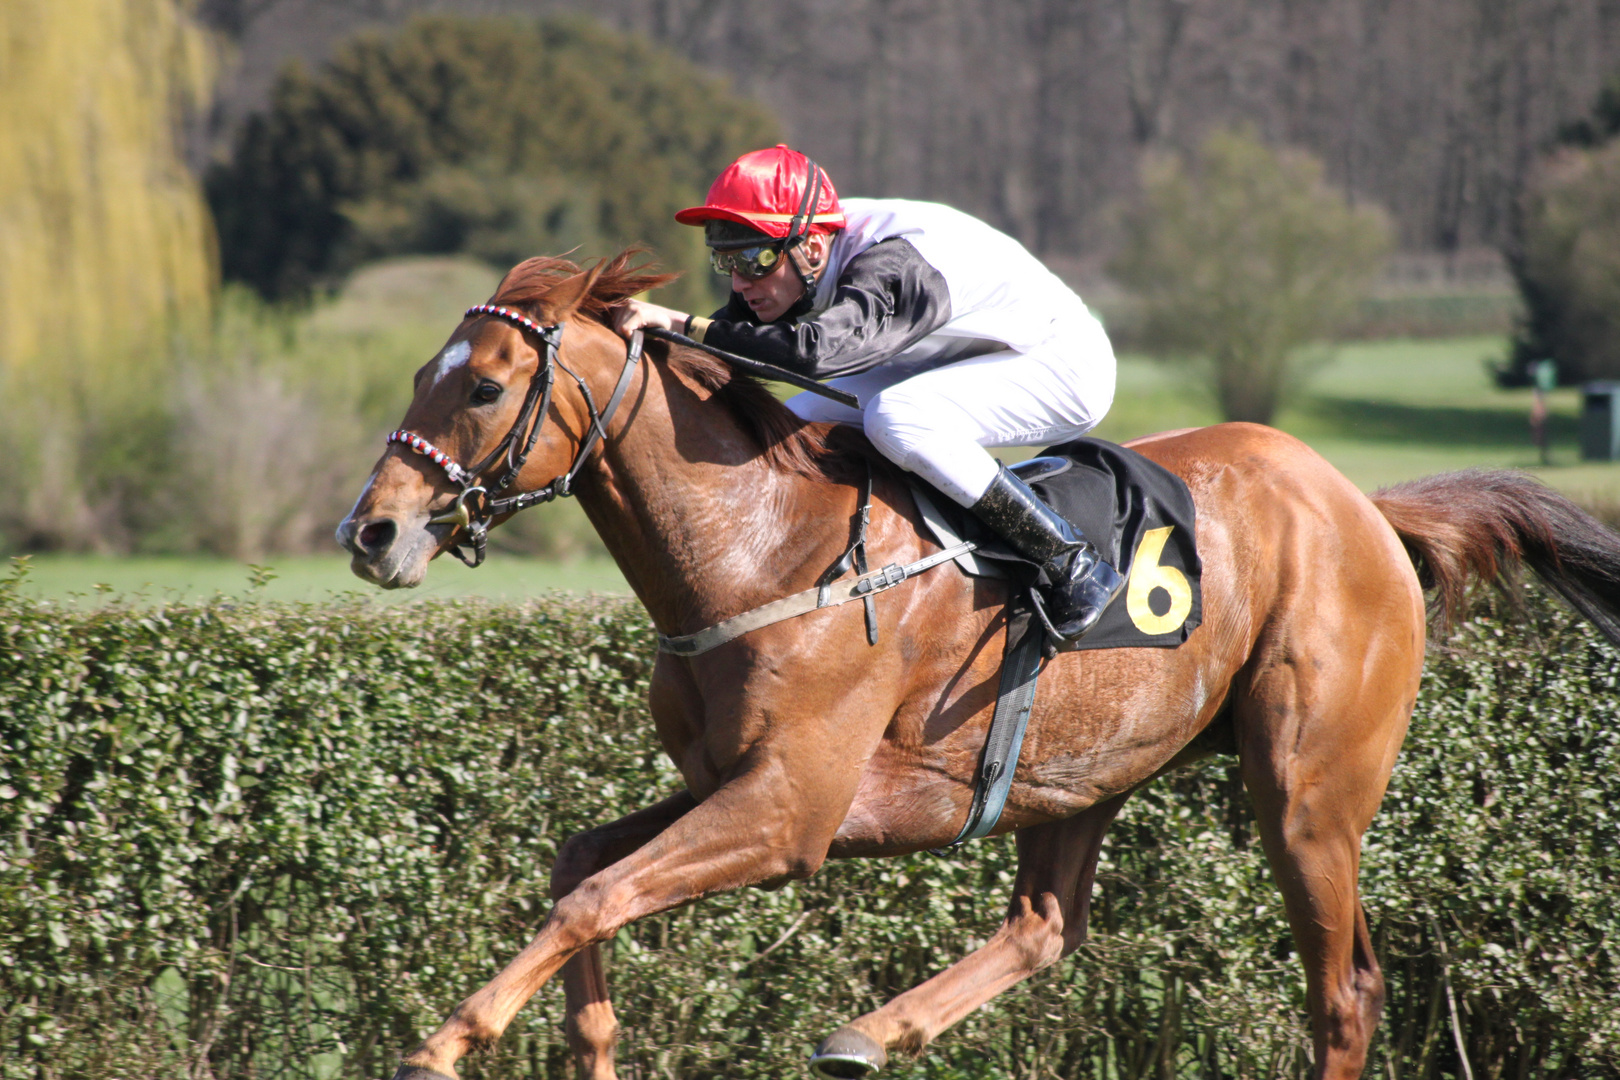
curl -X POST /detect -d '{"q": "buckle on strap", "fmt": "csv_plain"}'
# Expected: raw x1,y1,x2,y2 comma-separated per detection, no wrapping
855,564,906,595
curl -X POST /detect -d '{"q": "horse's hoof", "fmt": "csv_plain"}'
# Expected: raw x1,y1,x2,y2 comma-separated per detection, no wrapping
392,1068,457,1080
809,1027,887,1078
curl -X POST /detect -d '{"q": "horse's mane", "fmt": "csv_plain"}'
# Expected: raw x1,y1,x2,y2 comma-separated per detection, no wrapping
489,249,866,485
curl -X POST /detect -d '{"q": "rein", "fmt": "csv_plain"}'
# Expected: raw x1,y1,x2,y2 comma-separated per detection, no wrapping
641,329,859,408
387,305,644,567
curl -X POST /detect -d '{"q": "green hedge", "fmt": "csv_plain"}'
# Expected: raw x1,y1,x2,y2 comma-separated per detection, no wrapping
1,561,1616,1079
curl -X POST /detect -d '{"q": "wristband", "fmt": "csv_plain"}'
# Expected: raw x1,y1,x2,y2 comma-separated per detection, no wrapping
687,316,712,343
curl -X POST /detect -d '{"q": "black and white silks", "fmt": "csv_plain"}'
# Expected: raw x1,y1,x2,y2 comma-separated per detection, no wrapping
701,198,1116,507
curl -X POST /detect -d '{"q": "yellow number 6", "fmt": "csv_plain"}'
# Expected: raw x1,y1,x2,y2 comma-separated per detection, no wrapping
1126,526,1193,635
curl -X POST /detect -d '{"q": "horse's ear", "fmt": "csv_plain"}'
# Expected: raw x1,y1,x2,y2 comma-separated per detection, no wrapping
543,260,607,321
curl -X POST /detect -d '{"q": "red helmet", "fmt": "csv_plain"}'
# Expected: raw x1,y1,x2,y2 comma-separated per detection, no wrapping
676,145,844,242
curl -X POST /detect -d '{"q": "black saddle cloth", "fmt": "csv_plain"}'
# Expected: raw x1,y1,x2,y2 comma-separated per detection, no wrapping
933,437,1203,651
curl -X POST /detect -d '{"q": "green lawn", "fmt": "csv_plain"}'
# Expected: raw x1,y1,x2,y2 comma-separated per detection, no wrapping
13,334,1620,603
1094,336,1620,501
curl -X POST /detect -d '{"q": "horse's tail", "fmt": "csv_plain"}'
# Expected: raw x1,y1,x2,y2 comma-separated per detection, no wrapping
1369,468,1620,645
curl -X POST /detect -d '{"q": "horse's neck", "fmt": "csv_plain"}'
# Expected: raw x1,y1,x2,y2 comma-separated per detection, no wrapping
576,356,844,635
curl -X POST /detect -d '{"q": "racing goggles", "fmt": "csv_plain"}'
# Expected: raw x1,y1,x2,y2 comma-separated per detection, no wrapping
711,242,786,281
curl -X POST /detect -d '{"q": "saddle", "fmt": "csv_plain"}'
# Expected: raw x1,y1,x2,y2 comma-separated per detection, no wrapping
915,437,1203,652
905,436,1205,848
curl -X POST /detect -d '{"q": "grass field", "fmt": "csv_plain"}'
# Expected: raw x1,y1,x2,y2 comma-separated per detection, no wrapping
1095,335,1620,500
12,333,1620,603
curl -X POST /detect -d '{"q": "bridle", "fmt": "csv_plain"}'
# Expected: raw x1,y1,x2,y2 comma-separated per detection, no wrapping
386,304,644,568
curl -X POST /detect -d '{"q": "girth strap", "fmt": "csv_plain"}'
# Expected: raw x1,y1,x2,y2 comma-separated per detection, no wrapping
657,542,975,657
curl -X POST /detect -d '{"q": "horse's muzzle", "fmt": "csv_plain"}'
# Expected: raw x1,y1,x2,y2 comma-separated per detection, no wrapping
337,514,425,588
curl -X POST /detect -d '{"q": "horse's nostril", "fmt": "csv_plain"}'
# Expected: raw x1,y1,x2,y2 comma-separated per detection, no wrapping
358,519,397,553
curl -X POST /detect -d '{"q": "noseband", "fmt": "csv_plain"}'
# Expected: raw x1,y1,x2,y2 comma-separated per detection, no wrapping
387,304,645,567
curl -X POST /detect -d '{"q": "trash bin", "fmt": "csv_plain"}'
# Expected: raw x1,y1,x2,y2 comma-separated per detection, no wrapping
1579,381,1620,461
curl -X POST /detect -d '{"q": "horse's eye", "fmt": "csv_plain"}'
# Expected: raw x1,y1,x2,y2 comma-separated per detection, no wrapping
472,380,502,405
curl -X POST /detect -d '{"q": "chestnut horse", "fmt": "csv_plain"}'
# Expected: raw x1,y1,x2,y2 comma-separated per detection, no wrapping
336,253,1620,1080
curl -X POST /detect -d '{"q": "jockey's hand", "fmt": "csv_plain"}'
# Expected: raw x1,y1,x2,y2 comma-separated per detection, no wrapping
611,299,686,340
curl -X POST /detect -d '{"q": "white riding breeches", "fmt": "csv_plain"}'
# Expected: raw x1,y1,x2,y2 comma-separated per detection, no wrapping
785,307,1117,506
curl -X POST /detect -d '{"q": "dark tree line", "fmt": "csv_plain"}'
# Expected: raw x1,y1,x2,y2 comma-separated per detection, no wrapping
1506,72,1620,382
205,14,775,302
200,0,1620,261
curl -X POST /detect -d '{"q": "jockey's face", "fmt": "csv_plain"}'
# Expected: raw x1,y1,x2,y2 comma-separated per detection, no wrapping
731,231,832,323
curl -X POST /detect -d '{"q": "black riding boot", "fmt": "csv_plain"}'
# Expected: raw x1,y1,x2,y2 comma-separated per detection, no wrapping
970,465,1126,641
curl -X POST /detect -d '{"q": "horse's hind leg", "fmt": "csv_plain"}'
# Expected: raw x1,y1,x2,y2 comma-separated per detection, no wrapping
811,796,1127,1077
1236,622,1420,1080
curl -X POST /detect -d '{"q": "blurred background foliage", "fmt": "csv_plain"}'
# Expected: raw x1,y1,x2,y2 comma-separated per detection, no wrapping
1505,73,1620,386
0,0,215,367
1109,127,1393,425
197,0,1620,262
205,14,776,310
0,0,217,554
0,5,770,560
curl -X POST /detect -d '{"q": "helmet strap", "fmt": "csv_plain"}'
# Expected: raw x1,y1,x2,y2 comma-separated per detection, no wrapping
787,242,819,298
783,158,826,294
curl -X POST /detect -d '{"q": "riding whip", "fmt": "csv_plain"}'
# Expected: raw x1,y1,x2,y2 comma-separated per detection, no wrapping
644,327,860,409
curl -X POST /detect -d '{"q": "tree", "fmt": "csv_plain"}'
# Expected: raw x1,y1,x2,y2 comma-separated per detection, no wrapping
0,0,215,370
206,14,778,308
1109,128,1392,424
0,0,216,550
1505,74,1620,385
192,1,1620,262
1509,137,1620,384
1557,72,1620,149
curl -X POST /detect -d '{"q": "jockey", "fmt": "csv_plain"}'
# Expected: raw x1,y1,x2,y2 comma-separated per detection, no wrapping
613,144,1124,641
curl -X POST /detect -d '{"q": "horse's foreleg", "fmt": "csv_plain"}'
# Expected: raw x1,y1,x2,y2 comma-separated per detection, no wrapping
548,792,699,1080
812,797,1127,1077
394,751,857,1080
